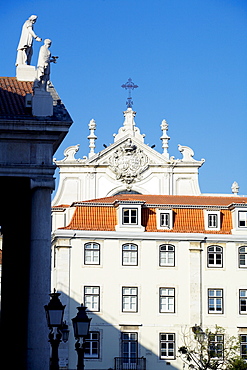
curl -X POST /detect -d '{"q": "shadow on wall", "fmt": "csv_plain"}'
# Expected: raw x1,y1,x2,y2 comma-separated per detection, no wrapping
57,292,180,370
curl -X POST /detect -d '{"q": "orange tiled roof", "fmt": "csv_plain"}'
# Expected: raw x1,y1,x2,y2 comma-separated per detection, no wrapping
62,194,247,233
0,76,72,122
64,206,117,231
52,204,70,209
0,77,33,116
143,208,232,234
73,194,247,207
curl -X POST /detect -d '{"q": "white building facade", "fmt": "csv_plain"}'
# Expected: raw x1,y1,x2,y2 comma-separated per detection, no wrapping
52,106,247,370
52,107,205,208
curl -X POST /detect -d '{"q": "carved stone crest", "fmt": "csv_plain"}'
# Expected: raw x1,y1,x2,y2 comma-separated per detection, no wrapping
109,139,148,184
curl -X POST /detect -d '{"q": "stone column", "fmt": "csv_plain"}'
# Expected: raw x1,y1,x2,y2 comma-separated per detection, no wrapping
27,179,55,369
189,243,203,326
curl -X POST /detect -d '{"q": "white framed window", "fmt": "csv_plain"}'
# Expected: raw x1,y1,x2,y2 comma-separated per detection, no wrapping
240,290,247,314
116,202,144,231
121,332,138,361
160,333,176,359
207,246,223,268
208,289,223,314
84,286,100,312
239,246,247,268
208,214,218,228
84,242,100,265
159,244,175,267
122,287,138,312
239,211,247,228
160,213,170,227
122,208,138,225
208,334,224,358
157,210,173,230
240,335,247,359
122,243,138,266
204,210,221,231
159,288,175,313
84,331,100,358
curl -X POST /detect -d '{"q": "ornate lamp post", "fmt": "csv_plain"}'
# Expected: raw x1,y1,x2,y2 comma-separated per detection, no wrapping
192,324,206,344
44,290,68,370
72,304,92,370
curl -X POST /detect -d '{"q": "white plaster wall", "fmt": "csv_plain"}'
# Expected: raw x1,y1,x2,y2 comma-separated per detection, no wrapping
52,233,247,370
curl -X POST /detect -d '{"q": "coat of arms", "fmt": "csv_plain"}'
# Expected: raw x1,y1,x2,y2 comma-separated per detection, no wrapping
109,139,148,184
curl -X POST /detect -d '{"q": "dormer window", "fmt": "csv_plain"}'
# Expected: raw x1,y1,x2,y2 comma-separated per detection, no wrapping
204,210,220,231
122,208,138,225
239,211,247,228
115,201,145,232
229,205,247,232
208,214,218,228
157,210,173,230
160,213,170,228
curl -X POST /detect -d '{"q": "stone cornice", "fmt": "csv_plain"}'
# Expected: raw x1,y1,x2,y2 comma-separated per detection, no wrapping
52,229,247,243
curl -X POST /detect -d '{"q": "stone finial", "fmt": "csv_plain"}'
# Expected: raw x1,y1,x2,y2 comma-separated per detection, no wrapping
231,181,239,195
113,108,145,143
160,119,170,159
88,119,97,158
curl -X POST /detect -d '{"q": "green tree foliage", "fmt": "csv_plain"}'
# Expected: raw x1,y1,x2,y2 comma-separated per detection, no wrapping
178,325,241,370
226,357,247,369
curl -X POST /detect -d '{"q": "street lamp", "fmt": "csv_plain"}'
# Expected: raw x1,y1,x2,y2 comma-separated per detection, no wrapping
61,321,70,343
44,290,67,370
192,325,205,344
72,304,92,370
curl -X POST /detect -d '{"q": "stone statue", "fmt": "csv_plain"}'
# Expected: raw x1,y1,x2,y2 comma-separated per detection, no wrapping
33,39,58,91
16,15,42,66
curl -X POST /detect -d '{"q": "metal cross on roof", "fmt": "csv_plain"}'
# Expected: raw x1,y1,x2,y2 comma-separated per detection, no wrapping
121,78,138,108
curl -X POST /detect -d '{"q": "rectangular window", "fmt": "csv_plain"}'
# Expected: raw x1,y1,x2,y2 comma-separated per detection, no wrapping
121,332,138,362
208,289,223,314
204,211,220,231
208,214,218,228
122,287,138,312
159,244,175,267
160,213,170,228
208,334,224,358
240,335,247,359
160,333,175,359
122,208,138,225
84,243,100,265
239,247,247,268
84,286,100,312
207,246,223,268
84,331,100,359
240,290,247,314
160,288,175,313
122,244,138,266
239,211,247,228
157,210,173,230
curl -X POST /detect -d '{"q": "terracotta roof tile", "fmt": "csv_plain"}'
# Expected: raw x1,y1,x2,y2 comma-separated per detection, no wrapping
52,204,70,209
63,206,116,231
0,77,33,116
75,194,247,207
62,203,235,234
142,208,232,234
0,76,72,122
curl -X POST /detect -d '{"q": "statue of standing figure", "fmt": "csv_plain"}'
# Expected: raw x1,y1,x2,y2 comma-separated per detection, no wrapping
33,39,58,91
16,15,42,66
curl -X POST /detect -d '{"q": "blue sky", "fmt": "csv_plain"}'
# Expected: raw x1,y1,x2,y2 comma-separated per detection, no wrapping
1,0,246,195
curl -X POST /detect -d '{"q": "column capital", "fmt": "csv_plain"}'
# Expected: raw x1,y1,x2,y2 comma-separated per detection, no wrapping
30,177,55,190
